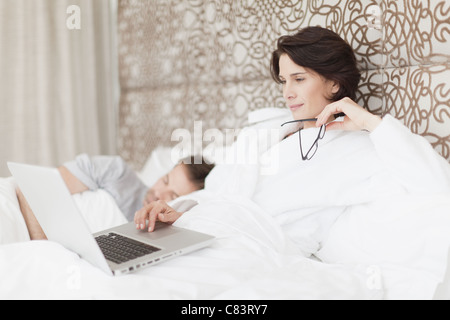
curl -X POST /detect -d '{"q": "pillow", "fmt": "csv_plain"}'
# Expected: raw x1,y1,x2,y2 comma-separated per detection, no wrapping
72,189,127,234
247,107,292,126
0,177,30,244
138,146,177,187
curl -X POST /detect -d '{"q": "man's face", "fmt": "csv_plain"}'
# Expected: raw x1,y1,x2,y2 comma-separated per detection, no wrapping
143,164,198,206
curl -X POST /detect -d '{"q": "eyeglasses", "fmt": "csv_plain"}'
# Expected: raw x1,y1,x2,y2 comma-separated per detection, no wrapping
281,118,326,161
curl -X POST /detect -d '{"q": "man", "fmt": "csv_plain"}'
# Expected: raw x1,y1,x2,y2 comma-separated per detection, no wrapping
16,154,214,240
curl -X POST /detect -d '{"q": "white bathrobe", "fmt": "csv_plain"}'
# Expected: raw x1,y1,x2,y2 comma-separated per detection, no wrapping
189,114,450,299
202,115,450,255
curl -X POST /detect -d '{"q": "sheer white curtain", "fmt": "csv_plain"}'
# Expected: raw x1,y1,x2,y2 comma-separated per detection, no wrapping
0,0,118,176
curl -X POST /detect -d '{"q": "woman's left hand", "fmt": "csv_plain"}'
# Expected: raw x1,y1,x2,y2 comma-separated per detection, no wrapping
316,97,382,132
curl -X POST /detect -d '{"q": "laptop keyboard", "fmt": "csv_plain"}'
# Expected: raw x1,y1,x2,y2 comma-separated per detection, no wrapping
95,233,161,265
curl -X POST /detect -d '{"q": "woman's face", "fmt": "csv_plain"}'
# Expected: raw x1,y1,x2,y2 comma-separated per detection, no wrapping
278,54,339,128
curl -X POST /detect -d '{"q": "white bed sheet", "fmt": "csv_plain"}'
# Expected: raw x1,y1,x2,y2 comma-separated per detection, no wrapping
0,188,381,300
1,164,449,300
1,108,450,300
0,177,30,244
0,156,380,300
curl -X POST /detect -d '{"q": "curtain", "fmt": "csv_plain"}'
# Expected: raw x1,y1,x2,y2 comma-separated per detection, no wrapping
0,0,118,176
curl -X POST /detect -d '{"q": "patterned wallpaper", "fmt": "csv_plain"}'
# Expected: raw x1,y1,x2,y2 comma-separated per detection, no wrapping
117,0,450,169
381,0,450,158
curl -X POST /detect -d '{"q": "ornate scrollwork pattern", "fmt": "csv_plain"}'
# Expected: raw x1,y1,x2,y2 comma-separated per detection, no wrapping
381,0,450,159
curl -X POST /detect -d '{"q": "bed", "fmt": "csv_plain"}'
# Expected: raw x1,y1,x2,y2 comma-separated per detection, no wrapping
0,110,379,300
0,167,381,300
1,0,449,300
1,108,450,300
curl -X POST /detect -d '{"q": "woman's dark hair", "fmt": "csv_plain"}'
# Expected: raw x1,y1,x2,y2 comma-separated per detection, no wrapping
180,156,215,190
270,26,361,101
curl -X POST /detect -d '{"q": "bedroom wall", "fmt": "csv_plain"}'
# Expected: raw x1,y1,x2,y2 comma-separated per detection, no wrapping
381,0,450,160
117,0,450,170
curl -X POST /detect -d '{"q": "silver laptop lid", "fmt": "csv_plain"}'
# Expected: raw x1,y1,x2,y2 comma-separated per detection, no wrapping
8,162,113,275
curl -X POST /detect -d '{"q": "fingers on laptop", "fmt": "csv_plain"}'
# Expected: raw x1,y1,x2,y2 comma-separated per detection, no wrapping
134,200,182,232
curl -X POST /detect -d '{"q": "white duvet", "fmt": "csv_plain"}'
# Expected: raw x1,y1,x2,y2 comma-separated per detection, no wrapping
0,177,380,300
1,177,448,300
1,109,450,300
1,182,448,300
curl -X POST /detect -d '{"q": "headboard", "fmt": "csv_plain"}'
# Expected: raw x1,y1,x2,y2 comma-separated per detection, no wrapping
117,0,450,170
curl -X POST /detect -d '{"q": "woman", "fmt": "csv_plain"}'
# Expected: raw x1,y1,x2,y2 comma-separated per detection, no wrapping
135,27,450,254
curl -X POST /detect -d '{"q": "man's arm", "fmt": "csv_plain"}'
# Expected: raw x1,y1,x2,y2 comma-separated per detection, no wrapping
16,188,47,240
58,166,89,194
14,167,88,241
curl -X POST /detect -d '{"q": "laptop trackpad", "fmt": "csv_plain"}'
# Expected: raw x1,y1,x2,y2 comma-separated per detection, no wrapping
143,221,180,240
113,221,180,241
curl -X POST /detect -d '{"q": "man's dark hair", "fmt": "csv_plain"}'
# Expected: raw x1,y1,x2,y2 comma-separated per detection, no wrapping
179,156,215,189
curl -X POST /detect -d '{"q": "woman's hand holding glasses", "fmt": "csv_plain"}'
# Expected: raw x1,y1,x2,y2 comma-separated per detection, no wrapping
316,97,382,132
281,97,383,161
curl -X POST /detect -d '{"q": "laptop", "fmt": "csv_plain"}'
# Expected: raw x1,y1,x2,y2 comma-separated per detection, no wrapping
8,162,215,276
